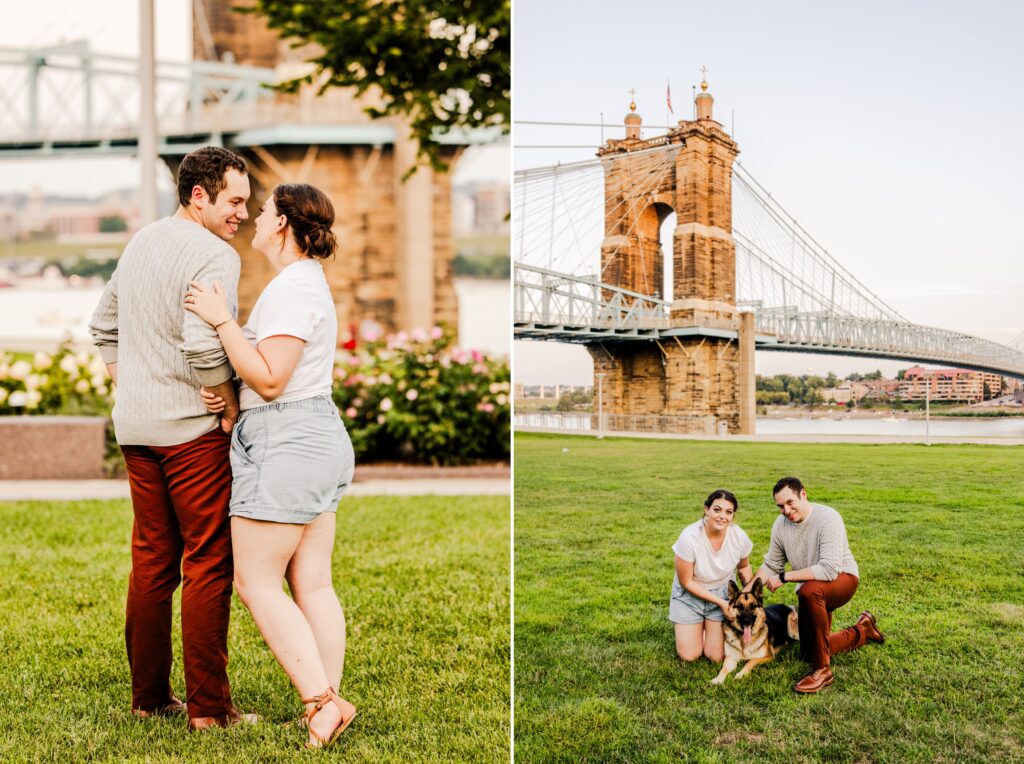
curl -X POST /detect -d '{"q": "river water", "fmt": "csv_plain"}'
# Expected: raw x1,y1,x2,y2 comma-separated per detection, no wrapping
757,415,1024,438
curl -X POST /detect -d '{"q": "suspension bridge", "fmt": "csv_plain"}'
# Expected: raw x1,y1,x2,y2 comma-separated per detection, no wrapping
514,83,1024,434
0,15,498,342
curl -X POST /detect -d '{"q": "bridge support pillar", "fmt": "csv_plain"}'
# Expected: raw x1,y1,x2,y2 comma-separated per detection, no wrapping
738,311,756,435
163,142,459,345
589,338,740,435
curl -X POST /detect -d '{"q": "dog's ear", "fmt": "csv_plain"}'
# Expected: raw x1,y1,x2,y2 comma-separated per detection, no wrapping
750,578,764,598
727,580,740,600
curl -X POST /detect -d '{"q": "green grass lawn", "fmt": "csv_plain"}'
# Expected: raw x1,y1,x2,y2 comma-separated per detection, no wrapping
514,433,1024,764
0,496,509,763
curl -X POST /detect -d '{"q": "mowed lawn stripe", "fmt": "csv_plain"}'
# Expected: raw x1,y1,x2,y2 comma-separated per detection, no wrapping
0,495,509,763
514,433,1024,764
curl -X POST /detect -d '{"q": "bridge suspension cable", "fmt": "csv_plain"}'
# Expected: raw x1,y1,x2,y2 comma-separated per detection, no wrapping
513,148,1024,377
515,145,679,290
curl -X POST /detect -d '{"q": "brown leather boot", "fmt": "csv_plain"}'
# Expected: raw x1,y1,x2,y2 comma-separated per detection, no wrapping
793,666,834,693
857,610,885,644
132,695,187,718
187,706,260,731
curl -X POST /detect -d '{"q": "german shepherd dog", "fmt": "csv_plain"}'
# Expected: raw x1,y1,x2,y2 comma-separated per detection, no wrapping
711,578,799,684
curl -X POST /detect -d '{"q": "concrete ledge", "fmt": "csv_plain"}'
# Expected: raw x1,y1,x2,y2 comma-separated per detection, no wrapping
0,416,107,479
0,477,509,500
354,462,510,481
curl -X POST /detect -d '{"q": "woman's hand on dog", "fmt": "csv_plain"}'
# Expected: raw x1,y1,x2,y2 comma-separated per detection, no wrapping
720,601,735,619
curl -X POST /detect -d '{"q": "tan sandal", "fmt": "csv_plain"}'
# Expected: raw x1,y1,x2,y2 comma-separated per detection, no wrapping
302,686,356,748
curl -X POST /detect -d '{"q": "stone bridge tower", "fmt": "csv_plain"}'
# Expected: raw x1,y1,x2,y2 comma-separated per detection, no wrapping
590,80,756,434
167,2,460,343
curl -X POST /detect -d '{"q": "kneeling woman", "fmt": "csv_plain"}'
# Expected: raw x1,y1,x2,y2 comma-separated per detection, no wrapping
186,183,356,748
670,489,753,663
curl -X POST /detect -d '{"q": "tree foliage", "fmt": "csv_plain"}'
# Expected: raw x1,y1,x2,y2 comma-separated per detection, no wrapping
245,0,510,170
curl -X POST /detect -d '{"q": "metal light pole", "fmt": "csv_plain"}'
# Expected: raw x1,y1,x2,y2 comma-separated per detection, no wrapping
925,376,931,446
596,372,606,439
139,0,158,224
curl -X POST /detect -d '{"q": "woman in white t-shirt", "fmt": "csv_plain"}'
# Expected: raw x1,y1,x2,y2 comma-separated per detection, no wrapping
185,183,355,748
670,489,754,664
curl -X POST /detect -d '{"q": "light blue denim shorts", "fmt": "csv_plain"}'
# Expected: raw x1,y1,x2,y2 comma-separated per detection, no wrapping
668,580,729,625
229,395,355,524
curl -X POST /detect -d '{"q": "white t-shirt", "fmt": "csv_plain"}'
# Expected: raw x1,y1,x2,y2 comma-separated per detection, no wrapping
671,519,754,588
238,259,336,411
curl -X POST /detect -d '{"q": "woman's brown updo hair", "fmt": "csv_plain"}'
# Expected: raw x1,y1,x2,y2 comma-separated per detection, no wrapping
272,183,337,260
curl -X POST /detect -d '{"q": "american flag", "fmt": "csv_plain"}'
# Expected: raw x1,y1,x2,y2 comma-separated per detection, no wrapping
666,81,674,114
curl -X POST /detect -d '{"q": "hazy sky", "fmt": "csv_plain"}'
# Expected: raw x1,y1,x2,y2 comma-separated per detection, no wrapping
0,0,507,194
513,0,1024,384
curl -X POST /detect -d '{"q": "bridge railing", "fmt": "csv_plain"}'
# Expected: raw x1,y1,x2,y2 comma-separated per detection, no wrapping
0,44,384,145
756,309,1024,374
513,410,719,436
514,262,669,330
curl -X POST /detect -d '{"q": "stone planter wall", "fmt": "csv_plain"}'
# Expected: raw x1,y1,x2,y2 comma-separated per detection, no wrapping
0,416,108,479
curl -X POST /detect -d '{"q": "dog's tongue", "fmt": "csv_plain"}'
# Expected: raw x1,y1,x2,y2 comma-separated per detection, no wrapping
743,626,752,645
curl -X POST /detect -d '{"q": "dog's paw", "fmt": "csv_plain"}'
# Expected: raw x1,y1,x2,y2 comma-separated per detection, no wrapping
710,676,726,685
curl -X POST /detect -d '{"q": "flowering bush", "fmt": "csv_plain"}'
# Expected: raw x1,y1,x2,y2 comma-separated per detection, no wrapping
0,348,113,416
1,328,510,466
332,326,510,465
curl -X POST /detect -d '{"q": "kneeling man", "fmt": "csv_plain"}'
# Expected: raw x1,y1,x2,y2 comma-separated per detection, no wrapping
748,476,884,693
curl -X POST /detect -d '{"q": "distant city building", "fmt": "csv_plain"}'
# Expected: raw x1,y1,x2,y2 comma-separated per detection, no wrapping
452,181,510,237
822,384,855,404
899,366,1003,403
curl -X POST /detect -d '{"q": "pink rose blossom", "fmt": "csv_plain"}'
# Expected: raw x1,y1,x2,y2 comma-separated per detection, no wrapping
430,326,444,340
406,389,419,401
345,407,358,418
476,402,495,413
380,397,393,412
411,327,428,343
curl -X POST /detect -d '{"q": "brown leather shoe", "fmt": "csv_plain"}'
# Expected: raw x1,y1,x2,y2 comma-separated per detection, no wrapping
132,695,187,718
793,667,834,694
857,610,885,644
187,706,260,731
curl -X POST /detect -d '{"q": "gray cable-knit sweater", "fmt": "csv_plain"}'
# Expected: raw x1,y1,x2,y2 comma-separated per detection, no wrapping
89,216,240,446
763,502,859,587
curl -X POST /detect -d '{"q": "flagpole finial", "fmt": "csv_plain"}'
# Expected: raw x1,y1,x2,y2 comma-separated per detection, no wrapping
624,89,642,139
695,68,714,121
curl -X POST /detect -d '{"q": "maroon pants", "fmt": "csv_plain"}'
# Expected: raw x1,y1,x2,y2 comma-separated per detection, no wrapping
121,428,234,718
797,573,870,669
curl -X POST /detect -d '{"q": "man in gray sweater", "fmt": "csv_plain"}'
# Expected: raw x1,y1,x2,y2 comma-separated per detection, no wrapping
749,476,885,694
89,146,254,729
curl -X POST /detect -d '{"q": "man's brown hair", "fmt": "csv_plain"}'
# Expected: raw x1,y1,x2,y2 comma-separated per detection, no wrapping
176,146,248,207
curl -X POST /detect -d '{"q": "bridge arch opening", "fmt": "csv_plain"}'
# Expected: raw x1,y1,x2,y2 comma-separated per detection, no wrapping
633,201,675,300
658,208,677,304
